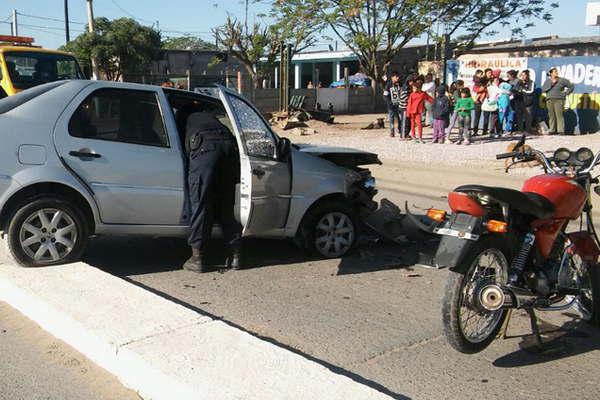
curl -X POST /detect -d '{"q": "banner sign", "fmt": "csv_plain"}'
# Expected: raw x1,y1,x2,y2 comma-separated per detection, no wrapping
527,56,600,93
446,56,600,133
454,57,528,83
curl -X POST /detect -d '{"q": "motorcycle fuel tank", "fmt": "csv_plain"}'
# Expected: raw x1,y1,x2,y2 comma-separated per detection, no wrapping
522,174,586,220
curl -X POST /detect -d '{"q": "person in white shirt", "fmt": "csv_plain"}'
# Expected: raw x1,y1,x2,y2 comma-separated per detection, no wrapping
422,73,436,127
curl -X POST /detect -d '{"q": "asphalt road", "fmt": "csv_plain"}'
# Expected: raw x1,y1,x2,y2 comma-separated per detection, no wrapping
0,301,139,400
81,160,600,400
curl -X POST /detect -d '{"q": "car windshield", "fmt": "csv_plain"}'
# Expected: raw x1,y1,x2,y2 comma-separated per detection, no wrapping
3,51,84,90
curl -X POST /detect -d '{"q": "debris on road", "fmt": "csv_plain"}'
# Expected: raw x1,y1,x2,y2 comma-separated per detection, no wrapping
362,118,385,130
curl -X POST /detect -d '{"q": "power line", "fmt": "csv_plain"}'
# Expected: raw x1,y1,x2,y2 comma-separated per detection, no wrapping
17,12,87,25
110,0,155,24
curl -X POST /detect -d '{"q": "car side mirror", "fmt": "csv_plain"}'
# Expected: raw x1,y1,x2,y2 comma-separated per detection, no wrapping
277,137,292,161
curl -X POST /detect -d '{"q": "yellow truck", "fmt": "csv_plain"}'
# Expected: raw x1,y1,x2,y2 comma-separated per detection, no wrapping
0,35,84,97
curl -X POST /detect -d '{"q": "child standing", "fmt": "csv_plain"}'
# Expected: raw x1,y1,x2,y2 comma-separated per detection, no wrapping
445,80,464,142
431,85,450,143
498,82,514,136
383,71,403,137
455,88,475,145
483,77,501,138
407,82,433,143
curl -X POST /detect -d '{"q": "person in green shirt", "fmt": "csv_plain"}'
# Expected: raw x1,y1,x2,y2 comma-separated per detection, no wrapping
455,88,475,145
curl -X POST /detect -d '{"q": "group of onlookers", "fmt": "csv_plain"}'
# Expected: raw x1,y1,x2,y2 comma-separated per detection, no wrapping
384,67,574,145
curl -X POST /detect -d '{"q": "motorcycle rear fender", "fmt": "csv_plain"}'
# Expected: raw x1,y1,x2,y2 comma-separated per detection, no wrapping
568,231,600,264
434,235,478,272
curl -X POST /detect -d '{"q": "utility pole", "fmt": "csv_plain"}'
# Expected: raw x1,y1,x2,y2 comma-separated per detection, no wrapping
86,0,99,80
11,9,18,36
64,0,70,43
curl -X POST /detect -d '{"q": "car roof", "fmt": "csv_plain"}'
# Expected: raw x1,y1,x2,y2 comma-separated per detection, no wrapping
0,46,76,57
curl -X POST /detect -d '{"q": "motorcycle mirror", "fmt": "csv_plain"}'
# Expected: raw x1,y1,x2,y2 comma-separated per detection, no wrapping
514,134,526,152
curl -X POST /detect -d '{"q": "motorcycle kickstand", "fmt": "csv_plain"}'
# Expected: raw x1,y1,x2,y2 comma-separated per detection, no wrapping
526,307,545,348
498,308,514,340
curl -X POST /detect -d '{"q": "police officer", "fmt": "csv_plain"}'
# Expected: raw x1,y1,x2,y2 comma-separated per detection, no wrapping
183,111,242,272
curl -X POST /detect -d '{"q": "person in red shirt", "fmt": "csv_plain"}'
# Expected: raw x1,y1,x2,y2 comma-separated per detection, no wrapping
407,82,434,142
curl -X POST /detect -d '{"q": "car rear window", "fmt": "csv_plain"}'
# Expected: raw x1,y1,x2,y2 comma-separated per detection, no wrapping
0,81,67,114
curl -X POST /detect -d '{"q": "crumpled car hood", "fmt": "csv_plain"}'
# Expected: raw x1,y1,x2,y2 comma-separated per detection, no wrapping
296,144,382,167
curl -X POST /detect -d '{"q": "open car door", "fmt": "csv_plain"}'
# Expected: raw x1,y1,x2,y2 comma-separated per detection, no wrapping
217,87,292,236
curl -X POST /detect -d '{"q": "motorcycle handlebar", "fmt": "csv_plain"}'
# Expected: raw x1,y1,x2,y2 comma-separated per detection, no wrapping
496,152,519,160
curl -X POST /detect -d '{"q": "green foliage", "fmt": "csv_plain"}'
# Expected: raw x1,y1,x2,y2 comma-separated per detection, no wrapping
61,17,161,81
161,36,217,51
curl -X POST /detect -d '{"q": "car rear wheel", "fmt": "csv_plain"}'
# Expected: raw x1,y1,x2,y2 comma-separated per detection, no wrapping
6,197,89,267
298,200,357,258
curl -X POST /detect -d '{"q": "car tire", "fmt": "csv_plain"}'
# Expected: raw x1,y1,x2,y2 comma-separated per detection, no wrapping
6,197,89,268
298,200,357,259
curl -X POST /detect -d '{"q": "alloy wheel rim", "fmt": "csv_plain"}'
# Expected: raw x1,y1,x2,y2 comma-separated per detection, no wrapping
315,212,354,258
459,248,509,343
19,208,78,263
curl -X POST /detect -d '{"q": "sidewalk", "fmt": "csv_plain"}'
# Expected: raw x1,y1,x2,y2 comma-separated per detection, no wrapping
0,243,396,400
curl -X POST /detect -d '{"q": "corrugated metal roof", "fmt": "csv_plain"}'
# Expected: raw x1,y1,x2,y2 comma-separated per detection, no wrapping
466,35,600,51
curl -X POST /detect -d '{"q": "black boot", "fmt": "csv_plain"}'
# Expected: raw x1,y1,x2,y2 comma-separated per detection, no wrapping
183,247,206,273
228,245,242,270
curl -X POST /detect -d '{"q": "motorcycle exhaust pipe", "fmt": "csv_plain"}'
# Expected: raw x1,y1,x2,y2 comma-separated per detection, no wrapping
478,284,538,311
479,284,506,311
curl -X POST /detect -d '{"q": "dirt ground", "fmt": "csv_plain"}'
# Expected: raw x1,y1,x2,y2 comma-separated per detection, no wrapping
274,113,600,170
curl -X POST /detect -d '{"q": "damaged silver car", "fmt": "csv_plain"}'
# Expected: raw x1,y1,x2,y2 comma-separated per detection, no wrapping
0,81,381,267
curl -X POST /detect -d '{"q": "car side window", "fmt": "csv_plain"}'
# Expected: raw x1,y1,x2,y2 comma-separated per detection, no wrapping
228,95,276,159
69,88,169,147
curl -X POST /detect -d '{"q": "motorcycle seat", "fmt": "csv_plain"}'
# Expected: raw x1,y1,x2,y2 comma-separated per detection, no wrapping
454,185,555,220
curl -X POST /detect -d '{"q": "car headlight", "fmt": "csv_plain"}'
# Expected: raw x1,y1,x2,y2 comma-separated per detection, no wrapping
345,170,362,184
363,177,376,189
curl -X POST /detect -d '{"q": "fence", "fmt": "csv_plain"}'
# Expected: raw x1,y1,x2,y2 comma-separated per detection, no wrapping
250,87,386,115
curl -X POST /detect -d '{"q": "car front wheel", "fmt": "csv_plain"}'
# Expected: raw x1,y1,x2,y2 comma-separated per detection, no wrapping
6,197,89,267
299,200,357,258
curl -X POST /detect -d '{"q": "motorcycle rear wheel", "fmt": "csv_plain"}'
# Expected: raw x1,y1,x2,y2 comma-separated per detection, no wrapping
442,236,512,354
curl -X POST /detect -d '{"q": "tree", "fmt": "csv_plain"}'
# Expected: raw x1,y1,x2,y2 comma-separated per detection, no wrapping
277,0,557,92
213,3,318,99
213,15,280,99
162,36,217,51
62,17,161,81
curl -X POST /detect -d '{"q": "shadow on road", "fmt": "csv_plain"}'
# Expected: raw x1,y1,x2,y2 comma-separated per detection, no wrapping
493,317,600,368
83,235,435,277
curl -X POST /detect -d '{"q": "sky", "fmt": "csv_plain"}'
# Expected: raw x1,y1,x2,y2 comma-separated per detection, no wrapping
0,0,598,51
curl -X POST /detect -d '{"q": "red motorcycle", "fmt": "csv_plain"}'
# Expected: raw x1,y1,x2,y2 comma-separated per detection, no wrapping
429,137,600,353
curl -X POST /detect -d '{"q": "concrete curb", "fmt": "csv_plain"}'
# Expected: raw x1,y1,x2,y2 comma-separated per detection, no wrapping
0,248,393,399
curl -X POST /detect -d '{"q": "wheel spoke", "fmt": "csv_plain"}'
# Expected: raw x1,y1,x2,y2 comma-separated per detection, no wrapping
57,224,76,237
22,236,41,248
47,243,60,261
34,244,49,261
337,236,349,246
336,217,347,229
38,210,51,229
334,239,341,254
23,223,42,236
336,227,352,235
50,211,64,229
56,236,74,249
327,214,335,229
317,222,330,231
316,236,329,244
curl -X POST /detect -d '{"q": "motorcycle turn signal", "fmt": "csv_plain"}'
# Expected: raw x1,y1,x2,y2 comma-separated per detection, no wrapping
485,219,508,233
426,208,447,222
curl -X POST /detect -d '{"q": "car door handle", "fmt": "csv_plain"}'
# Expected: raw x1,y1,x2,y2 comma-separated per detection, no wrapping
69,150,101,159
252,167,265,177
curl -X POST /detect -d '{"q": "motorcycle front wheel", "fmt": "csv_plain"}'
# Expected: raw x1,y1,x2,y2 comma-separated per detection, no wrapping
442,236,512,354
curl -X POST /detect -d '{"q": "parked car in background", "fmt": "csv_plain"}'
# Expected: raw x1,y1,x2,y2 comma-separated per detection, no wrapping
0,80,380,267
